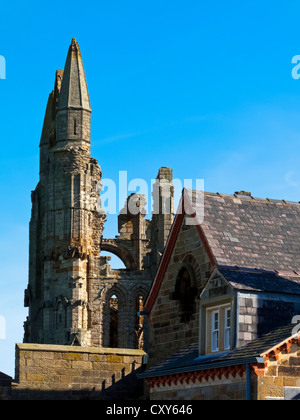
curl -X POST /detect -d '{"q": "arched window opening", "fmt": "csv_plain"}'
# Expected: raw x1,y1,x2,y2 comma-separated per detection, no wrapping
109,295,119,348
172,267,198,322
135,295,144,350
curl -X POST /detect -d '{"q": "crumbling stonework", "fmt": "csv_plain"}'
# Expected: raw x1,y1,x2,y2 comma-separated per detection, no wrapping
24,39,174,352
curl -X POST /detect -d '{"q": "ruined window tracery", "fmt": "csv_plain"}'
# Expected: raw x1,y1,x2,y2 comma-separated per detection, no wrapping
135,295,144,350
109,295,119,348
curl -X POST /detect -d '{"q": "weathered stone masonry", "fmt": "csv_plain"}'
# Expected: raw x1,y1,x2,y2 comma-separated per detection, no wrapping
148,220,213,367
8,343,145,400
24,38,174,354
0,38,178,400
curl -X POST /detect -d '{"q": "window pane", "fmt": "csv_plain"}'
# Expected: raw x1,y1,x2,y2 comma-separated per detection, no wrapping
212,331,219,352
212,310,219,352
213,311,219,330
224,307,231,350
224,329,230,350
226,309,231,327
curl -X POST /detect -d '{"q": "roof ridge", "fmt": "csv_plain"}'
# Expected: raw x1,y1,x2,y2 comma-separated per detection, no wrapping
197,190,300,206
217,265,300,276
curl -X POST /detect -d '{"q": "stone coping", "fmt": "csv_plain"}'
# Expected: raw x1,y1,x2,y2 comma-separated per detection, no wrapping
16,343,146,356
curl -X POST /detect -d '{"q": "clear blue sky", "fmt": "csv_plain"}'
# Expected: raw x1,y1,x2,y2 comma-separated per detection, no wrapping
1,0,300,376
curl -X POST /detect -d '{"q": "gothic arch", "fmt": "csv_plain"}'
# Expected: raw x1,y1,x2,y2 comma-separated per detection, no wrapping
128,284,150,351
180,253,202,288
172,253,201,322
129,284,150,300
102,284,129,348
101,239,138,270
104,283,128,305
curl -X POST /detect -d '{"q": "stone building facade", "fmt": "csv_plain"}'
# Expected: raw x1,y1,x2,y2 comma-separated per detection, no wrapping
11,343,145,400
141,324,300,400
145,212,213,367
23,39,174,352
140,189,300,400
4,38,300,401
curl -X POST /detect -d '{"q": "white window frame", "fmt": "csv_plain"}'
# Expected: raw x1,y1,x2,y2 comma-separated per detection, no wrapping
211,310,219,352
224,307,231,350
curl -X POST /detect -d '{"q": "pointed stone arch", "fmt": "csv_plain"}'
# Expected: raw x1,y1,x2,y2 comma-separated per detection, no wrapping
102,283,129,348
128,284,150,351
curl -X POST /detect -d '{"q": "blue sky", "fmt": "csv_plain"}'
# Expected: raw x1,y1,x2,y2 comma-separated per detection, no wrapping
1,0,300,376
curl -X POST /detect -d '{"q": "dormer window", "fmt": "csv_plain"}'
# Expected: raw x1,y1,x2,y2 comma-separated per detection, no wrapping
206,304,231,354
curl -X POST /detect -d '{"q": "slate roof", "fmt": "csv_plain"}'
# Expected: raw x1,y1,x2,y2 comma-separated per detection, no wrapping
139,323,298,379
216,266,300,295
145,189,300,314
189,190,300,272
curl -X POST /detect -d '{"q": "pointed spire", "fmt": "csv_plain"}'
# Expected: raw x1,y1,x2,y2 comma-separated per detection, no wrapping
58,38,91,112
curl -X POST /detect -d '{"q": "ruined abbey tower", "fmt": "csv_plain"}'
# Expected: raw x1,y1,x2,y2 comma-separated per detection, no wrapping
24,39,174,351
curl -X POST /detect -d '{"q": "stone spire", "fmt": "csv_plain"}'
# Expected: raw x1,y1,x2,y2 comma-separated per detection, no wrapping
58,38,91,112
56,38,92,147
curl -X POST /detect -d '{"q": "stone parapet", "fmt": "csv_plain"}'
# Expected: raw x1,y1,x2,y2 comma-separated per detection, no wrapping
7,343,146,400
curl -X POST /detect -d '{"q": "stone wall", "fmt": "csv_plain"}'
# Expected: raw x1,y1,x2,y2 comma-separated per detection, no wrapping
148,222,213,367
257,341,300,400
7,343,145,400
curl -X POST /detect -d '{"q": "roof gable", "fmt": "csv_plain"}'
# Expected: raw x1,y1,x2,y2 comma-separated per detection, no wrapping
200,268,233,300
144,192,215,314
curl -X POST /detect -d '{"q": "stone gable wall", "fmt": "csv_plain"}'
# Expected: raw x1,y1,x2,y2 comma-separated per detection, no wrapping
148,223,213,366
